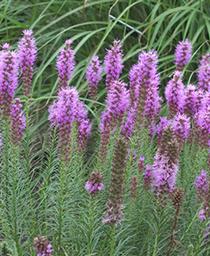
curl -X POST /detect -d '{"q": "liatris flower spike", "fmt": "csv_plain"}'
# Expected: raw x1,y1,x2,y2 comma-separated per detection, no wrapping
10,98,26,145
136,50,161,125
85,171,104,195
34,236,53,256
184,84,198,116
0,44,19,117
56,39,75,90
194,170,209,200
86,55,102,99
103,138,127,225
18,29,37,96
151,126,180,197
175,39,192,71
165,71,185,117
49,87,91,161
198,53,210,91
104,40,123,89
171,113,190,147
194,105,210,148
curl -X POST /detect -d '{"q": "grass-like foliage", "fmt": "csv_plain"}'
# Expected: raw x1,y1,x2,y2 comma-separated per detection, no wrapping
0,1,209,256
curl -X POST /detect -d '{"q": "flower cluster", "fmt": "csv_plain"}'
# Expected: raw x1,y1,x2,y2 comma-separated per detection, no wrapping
194,105,210,147
104,40,123,89
99,80,129,159
18,29,37,96
86,55,102,99
85,171,104,195
150,127,180,197
34,236,53,256
136,51,161,124
165,71,185,117
103,138,127,224
174,39,192,71
194,170,209,221
49,87,91,160
10,98,26,145
56,39,75,89
198,53,210,91
0,44,19,116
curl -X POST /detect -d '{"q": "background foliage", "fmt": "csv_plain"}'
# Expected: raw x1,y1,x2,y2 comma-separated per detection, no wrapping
0,0,209,255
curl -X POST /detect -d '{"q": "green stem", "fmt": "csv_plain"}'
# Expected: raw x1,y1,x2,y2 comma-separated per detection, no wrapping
57,161,66,255
87,196,96,255
110,225,116,256
11,146,22,256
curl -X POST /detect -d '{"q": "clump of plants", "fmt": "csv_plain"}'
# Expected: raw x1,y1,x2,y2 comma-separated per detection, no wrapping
0,30,209,256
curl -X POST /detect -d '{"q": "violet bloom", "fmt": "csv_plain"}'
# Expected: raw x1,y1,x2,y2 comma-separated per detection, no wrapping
175,39,192,71
0,44,19,117
85,171,104,195
194,105,210,147
34,236,53,256
171,113,190,146
151,153,179,195
86,55,102,99
56,39,75,89
156,117,171,144
121,105,137,139
165,71,185,117
137,50,161,124
106,80,129,122
104,40,123,89
198,208,207,222
151,127,180,196
194,170,209,199
184,84,198,116
18,29,37,96
10,98,26,145
76,102,92,151
198,53,210,91
49,87,91,160
129,63,141,104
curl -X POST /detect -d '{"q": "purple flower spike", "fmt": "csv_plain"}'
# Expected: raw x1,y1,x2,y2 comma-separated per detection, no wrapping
104,40,123,89
194,105,210,147
0,45,19,117
175,39,192,71
34,236,53,256
106,80,130,121
151,153,179,195
171,113,190,145
184,84,198,116
136,50,161,124
85,171,104,195
18,29,37,96
129,63,141,104
198,53,210,91
121,105,137,139
49,87,91,161
10,98,26,145
165,71,185,117
194,170,209,199
56,39,75,89
198,208,207,222
86,55,102,99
